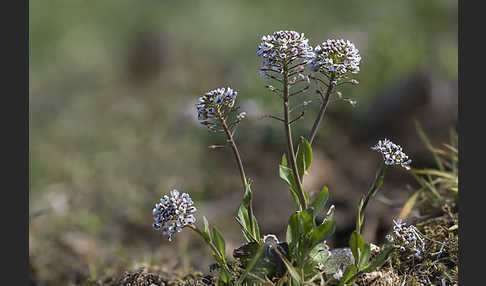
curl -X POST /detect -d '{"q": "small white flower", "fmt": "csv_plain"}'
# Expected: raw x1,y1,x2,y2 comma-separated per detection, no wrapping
257,30,314,78
387,219,425,257
237,112,247,120
196,87,241,131
152,189,197,241
309,39,361,83
371,139,412,170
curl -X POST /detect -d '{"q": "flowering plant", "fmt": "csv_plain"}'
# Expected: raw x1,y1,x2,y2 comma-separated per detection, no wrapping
151,30,414,285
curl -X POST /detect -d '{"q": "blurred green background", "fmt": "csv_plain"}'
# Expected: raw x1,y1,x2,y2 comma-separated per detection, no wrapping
29,0,457,285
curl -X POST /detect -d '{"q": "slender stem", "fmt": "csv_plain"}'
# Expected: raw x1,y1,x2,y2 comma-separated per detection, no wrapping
188,225,233,274
357,161,386,233
307,73,336,146
283,61,307,210
188,225,225,262
220,116,255,236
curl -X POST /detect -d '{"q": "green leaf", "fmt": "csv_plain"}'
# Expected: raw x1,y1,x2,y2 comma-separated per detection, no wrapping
236,215,254,243
235,246,264,286
296,209,314,258
309,186,329,220
349,232,364,265
202,216,211,243
279,164,302,208
362,246,395,273
241,181,252,207
220,267,230,283
358,243,371,269
356,196,365,233
308,218,335,250
296,137,312,178
274,247,303,284
281,153,287,167
368,162,386,199
298,209,314,235
357,162,386,233
212,227,226,261
236,206,259,243
309,243,331,265
286,212,300,246
337,265,357,286
238,204,250,228
252,214,261,241
286,209,313,259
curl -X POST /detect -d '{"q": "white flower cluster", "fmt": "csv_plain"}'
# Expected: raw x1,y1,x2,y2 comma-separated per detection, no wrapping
371,139,412,170
386,219,425,257
152,189,196,241
196,87,238,130
236,111,247,120
309,39,361,79
257,30,314,78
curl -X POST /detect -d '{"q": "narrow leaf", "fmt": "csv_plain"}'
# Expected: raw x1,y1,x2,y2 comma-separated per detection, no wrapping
281,153,287,167
415,119,444,171
235,246,264,286
362,246,395,273
202,216,211,243
349,232,364,265
398,190,421,220
274,245,303,284
337,265,357,286
308,218,335,249
368,161,386,199
310,186,329,220
296,137,313,178
358,243,371,269
212,227,226,261
286,212,300,246
279,164,302,208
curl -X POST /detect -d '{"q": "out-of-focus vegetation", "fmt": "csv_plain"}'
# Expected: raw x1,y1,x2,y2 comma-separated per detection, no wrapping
29,1,457,285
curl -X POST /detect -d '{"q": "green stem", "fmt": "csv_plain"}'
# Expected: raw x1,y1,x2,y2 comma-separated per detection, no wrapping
283,61,307,210
307,73,336,146
220,116,255,236
357,161,386,233
188,225,233,278
188,225,225,263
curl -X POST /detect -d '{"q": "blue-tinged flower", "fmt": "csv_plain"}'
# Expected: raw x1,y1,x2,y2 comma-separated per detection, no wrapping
152,189,197,241
257,30,314,78
309,39,361,80
387,219,425,257
372,139,412,170
196,87,240,131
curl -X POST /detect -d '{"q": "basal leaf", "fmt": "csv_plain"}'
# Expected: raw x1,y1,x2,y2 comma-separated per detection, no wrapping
349,231,364,265
358,243,371,269
337,265,357,286
308,218,335,249
212,227,226,261
362,246,395,273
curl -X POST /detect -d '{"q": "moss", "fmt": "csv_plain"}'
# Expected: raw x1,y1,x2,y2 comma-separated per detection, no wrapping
93,265,215,286
357,205,458,286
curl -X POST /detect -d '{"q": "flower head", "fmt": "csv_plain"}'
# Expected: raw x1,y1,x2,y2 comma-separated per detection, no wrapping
257,30,314,78
236,111,247,120
371,139,412,170
309,39,361,80
196,87,239,131
386,219,425,257
152,189,197,241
